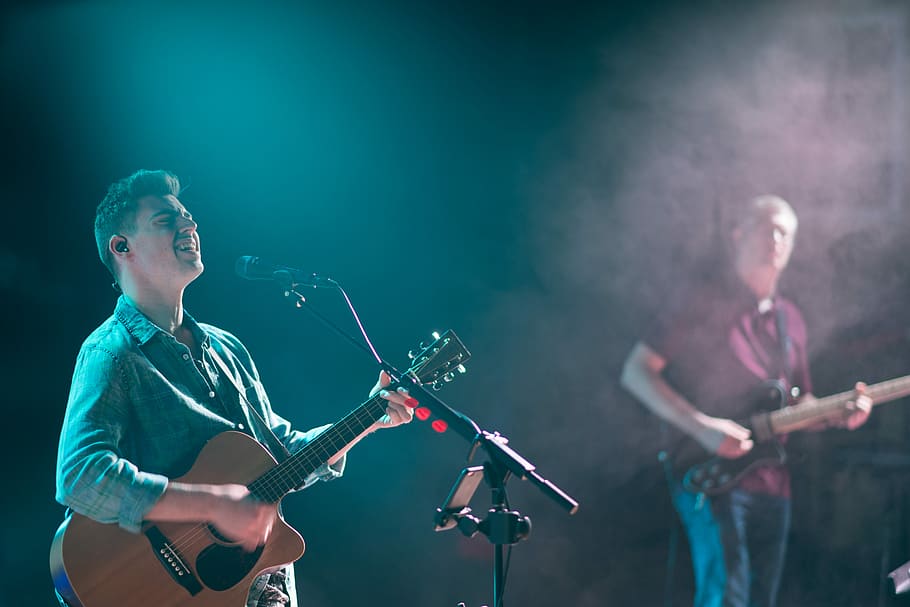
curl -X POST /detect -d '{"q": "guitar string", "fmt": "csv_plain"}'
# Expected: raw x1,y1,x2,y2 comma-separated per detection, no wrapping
161,397,388,555
160,405,382,558
163,403,383,555
772,374,910,427
689,375,910,492
151,338,453,559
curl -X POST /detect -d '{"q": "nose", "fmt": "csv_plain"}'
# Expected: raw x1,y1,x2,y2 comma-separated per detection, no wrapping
177,215,197,233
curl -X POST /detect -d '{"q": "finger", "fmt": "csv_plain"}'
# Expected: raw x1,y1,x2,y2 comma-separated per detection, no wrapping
728,425,752,441
395,404,414,423
854,381,867,393
379,389,419,408
397,387,419,408
379,389,406,405
379,370,392,388
740,439,754,452
388,404,414,425
846,414,864,431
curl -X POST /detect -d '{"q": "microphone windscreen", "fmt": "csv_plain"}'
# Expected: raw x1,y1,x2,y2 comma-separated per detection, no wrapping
235,255,266,280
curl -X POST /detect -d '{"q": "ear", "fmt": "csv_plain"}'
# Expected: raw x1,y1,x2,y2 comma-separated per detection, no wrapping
110,235,130,255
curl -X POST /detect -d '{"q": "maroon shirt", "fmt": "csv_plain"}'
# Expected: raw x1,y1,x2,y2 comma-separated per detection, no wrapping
644,274,812,498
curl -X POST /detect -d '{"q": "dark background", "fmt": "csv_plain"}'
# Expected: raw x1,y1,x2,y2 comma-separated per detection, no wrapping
5,1,910,606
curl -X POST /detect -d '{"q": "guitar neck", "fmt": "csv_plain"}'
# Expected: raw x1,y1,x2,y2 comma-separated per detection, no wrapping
247,394,388,502
768,374,910,435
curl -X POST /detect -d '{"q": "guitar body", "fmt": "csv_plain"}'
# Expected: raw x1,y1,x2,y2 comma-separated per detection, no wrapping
50,431,306,607
49,329,473,607
669,380,789,496
679,441,786,496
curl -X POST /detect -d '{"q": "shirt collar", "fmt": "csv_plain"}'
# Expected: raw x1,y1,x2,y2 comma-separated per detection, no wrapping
114,295,211,348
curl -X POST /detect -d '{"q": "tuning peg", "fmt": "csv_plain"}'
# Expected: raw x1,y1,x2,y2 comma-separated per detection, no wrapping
457,364,467,374
431,331,441,340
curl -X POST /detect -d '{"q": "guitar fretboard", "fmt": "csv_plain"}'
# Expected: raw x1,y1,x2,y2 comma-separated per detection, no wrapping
769,374,910,434
247,394,389,502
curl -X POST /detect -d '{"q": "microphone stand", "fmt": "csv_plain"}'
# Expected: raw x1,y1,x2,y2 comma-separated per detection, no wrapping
276,280,579,606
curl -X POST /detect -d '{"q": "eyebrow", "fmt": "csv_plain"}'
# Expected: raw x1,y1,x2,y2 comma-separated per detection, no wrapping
149,207,191,221
149,209,178,221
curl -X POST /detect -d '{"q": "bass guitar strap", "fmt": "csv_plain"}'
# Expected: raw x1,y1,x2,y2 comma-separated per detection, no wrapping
742,303,793,389
774,304,792,388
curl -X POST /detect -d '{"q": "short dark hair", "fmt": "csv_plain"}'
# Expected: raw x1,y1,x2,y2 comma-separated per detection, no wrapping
94,169,181,277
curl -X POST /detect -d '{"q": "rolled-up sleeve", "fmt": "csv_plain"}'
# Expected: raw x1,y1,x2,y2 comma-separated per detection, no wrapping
55,346,168,533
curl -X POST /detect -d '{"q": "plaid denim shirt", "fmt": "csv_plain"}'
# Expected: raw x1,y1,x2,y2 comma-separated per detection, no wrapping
56,295,344,607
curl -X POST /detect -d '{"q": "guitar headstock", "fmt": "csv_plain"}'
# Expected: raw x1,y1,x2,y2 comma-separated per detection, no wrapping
406,330,470,390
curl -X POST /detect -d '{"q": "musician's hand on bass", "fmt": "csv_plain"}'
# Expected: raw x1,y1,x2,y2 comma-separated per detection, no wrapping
696,416,754,459
840,381,872,431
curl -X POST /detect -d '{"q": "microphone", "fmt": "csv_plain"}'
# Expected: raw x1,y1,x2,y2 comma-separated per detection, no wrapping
235,256,336,288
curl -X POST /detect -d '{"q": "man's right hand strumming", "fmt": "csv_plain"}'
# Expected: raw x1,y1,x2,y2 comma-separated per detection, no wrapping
146,481,277,553
620,342,756,460
206,484,277,552
695,415,754,459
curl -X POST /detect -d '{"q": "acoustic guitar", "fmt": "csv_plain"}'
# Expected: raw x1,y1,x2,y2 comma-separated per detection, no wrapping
50,330,470,607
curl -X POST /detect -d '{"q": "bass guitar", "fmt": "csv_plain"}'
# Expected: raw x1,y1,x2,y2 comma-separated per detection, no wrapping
676,374,910,495
50,330,470,607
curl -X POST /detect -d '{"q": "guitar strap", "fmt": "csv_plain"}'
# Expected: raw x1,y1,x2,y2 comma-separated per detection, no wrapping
739,305,793,447
206,345,292,464
774,305,792,386
743,303,792,386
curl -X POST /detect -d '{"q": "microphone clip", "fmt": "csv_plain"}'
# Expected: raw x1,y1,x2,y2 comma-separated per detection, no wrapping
273,269,326,291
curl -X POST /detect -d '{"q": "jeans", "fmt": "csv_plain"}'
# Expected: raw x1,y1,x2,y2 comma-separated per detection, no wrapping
671,485,791,607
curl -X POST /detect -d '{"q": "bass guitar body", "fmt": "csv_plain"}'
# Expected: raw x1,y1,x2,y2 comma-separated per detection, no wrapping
669,380,789,496
669,372,910,495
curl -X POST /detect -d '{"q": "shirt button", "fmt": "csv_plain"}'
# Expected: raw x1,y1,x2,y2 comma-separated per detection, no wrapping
182,353,190,360
208,391,216,398
237,423,245,430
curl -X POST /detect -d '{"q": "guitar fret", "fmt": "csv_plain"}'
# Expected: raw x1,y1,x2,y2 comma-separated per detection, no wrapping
249,395,388,501
769,375,910,434
683,374,910,497
50,330,473,607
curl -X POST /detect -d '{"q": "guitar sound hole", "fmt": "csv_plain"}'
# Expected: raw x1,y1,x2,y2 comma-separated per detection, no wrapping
208,524,233,543
196,543,263,591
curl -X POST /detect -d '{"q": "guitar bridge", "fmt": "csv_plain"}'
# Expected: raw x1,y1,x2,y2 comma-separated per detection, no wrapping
145,526,203,596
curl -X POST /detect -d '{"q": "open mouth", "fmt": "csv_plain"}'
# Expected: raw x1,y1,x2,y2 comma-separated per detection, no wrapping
175,239,198,253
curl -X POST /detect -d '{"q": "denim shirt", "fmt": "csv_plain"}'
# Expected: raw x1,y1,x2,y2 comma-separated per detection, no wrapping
55,295,344,606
